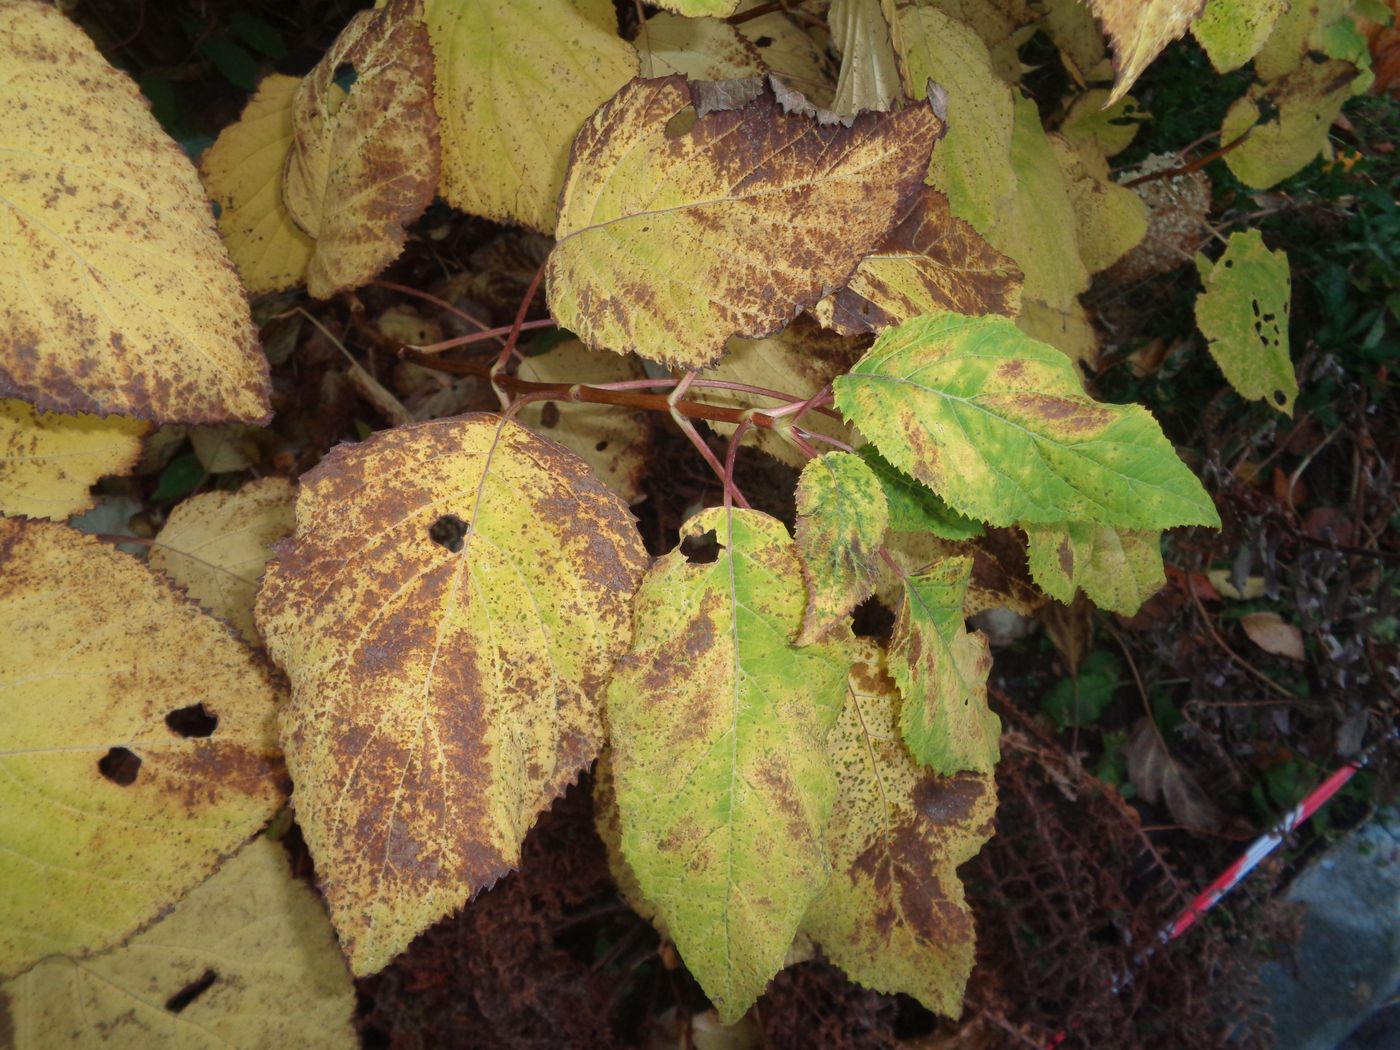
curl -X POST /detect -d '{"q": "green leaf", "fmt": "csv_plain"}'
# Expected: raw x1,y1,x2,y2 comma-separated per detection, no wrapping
834,312,1221,530
890,557,999,775
857,446,984,539
1024,522,1165,614
606,507,849,1023
795,452,890,644
1195,229,1296,414
1040,650,1123,729
801,642,996,1017
1192,0,1289,73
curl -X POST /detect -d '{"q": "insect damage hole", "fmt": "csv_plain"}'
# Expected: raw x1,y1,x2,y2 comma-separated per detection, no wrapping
166,702,218,738
97,747,142,786
429,514,469,553
680,528,722,564
166,969,218,1014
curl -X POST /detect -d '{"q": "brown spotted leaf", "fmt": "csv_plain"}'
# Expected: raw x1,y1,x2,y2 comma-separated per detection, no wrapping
254,415,647,976
282,0,440,298
0,400,146,520
1084,0,1207,105
0,0,270,423
547,74,943,370
890,557,999,775
802,642,996,1017
834,312,1221,530
0,517,285,979
606,508,850,1022
812,189,1023,335
1024,522,1165,615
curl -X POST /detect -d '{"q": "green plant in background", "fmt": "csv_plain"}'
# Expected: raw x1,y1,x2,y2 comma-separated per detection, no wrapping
0,0,1385,1041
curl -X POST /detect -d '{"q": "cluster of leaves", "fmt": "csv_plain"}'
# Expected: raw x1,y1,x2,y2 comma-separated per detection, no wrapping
2,0,1382,1039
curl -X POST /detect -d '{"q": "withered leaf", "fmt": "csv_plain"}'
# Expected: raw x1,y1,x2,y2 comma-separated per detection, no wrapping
1125,719,1224,831
0,0,269,423
283,0,440,298
0,517,285,979
812,189,1023,335
802,642,996,1017
548,74,943,370
254,415,647,976
1084,0,1207,105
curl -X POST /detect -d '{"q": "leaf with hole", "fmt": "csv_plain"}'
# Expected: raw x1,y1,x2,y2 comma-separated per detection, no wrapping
1195,229,1296,414
0,0,270,423
547,74,943,369
424,0,638,233
801,641,996,1017
1024,522,1165,615
254,415,647,975
282,0,440,299
198,73,314,295
606,507,849,1023
834,312,1221,530
150,478,296,643
0,839,356,1048
0,400,146,520
1221,57,1359,189
795,452,889,643
889,556,999,775
0,516,285,979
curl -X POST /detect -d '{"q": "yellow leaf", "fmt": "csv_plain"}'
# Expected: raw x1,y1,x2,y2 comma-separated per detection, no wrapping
812,188,1023,335
1050,135,1149,274
700,318,863,470
1041,0,1116,83
592,751,666,936
150,478,296,643
424,0,638,233
736,0,838,107
914,0,1038,83
283,0,440,299
198,74,314,295
655,0,741,13
637,12,766,80
829,0,902,115
1083,0,1207,105
1060,89,1148,158
802,642,996,1017
1024,522,1165,615
548,75,943,370
0,517,285,978
895,4,1017,230
0,0,270,424
254,415,647,975
0,400,145,520
514,340,654,505
1222,57,1359,189
0,838,356,1048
